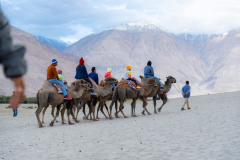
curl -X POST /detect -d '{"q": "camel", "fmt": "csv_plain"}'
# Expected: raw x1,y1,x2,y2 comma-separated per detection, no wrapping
108,79,147,119
140,76,176,115
95,80,119,119
75,76,118,121
35,79,91,128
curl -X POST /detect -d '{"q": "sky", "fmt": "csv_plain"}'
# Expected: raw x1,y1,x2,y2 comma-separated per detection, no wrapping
1,0,240,43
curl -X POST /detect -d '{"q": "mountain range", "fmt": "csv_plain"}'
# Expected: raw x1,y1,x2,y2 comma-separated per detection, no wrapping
1,20,240,97
64,20,240,96
34,35,71,51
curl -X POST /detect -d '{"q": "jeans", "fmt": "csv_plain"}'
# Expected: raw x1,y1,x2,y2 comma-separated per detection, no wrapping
13,109,18,116
48,79,67,96
145,76,162,87
127,78,138,86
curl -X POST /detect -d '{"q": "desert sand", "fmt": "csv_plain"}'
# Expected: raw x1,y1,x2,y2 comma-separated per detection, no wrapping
0,91,240,160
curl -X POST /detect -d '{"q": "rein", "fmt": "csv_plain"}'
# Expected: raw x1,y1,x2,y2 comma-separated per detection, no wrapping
173,83,182,94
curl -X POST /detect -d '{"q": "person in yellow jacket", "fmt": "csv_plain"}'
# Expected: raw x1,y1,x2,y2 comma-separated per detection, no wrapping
124,65,140,88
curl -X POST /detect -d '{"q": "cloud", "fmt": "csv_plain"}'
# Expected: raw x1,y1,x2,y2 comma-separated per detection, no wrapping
2,0,240,42
60,25,93,43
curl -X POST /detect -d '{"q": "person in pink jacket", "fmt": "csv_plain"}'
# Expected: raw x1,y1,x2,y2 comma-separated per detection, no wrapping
104,68,112,78
104,68,115,89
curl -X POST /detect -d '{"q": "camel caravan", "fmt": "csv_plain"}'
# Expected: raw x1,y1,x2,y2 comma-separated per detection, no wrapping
35,58,176,128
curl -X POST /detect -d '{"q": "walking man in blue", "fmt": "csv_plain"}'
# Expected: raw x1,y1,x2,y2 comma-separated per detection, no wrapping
144,61,165,90
181,81,191,111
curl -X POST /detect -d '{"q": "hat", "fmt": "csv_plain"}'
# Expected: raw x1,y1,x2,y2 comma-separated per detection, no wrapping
13,91,16,94
147,61,152,66
57,70,62,74
107,68,112,72
52,59,58,64
126,65,131,70
79,58,85,64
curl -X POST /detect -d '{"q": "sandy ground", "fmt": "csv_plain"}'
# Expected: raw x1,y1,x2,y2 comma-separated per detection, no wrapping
0,91,240,160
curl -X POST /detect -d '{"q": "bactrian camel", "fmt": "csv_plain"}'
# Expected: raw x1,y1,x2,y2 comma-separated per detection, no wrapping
36,79,91,128
75,76,118,121
140,75,176,115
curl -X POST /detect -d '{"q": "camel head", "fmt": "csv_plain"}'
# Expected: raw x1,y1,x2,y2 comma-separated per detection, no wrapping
165,76,177,85
104,76,118,84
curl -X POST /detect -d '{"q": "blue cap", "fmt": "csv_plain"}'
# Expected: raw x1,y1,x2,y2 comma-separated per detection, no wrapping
52,59,58,64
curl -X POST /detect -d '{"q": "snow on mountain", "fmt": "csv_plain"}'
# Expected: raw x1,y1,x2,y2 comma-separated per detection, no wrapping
110,20,164,31
34,36,70,51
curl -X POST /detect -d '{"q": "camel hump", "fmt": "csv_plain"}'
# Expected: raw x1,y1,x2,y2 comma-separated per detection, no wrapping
42,80,53,88
99,80,107,87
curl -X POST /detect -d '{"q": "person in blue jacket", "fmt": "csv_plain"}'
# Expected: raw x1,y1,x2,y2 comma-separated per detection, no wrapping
181,81,191,111
144,61,165,90
75,58,97,95
88,67,99,85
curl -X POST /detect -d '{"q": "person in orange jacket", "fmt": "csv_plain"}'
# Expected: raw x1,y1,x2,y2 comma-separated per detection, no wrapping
47,59,72,100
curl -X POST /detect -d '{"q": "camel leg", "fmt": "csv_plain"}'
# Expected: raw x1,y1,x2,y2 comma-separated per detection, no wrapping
119,100,128,118
114,100,121,118
100,104,109,119
42,105,48,124
153,96,158,114
70,106,79,123
141,97,146,115
104,102,111,118
49,105,61,126
131,99,137,117
141,97,151,115
96,102,101,119
51,105,60,122
65,101,74,125
89,100,98,121
158,100,167,113
76,101,85,120
85,101,92,120
67,108,74,125
61,105,67,124
36,105,44,128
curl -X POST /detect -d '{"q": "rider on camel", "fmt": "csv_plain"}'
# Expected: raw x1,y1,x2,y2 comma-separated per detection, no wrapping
124,65,141,88
75,57,97,95
104,68,115,89
144,61,165,90
47,59,72,100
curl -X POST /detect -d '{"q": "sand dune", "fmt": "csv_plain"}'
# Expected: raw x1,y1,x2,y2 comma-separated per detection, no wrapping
0,91,240,159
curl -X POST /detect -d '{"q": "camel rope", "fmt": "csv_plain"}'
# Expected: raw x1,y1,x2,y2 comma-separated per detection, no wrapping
173,83,182,94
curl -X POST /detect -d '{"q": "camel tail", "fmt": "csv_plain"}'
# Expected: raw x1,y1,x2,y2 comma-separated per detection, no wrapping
36,92,40,108
109,88,118,111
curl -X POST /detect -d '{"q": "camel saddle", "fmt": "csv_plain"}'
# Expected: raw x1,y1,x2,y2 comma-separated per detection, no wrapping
116,79,136,90
147,77,160,87
126,80,137,90
52,84,63,94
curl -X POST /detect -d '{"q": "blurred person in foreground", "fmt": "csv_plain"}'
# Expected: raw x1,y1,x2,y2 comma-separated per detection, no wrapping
0,9,27,110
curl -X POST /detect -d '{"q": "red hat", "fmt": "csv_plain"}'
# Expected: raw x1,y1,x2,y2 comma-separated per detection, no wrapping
79,57,85,64
13,91,16,94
